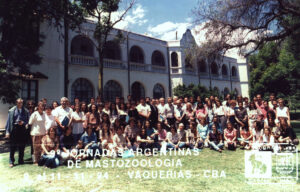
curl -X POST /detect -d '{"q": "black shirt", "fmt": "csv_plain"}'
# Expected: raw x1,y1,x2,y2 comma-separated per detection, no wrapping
60,134,74,150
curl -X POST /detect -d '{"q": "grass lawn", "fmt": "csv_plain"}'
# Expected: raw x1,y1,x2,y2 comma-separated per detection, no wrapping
0,122,299,192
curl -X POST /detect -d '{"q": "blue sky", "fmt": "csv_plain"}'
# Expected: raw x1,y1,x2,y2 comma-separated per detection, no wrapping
114,0,199,41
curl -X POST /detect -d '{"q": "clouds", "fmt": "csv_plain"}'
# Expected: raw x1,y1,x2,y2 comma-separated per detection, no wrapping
147,21,192,41
114,4,148,30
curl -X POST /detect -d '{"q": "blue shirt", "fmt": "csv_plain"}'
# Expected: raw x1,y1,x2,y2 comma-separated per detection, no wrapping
80,132,97,146
197,123,208,140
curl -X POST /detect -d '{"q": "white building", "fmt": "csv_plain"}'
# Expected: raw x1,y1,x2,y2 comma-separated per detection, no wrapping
0,20,249,128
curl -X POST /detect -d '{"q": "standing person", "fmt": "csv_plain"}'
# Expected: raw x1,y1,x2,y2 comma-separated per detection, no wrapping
207,124,223,153
195,101,207,120
247,101,261,130
85,104,100,139
128,102,139,120
52,101,59,110
136,98,151,124
206,100,214,124
29,101,47,164
87,97,95,109
5,98,29,167
26,100,35,158
45,106,57,132
214,100,227,132
157,98,166,123
148,98,159,129
174,100,186,128
224,122,237,150
276,98,291,126
235,101,248,139
118,103,128,123
164,97,176,129
268,93,276,109
70,104,85,144
227,100,237,126
54,97,73,136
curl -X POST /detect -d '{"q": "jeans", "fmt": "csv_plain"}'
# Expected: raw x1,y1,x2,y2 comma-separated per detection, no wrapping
39,154,60,168
166,142,186,150
209,141,224,151
86,143,102,159
73,133,83,145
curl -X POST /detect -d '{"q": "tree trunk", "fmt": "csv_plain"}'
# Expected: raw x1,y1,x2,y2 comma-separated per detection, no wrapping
64,16,69,97
98,49,104,99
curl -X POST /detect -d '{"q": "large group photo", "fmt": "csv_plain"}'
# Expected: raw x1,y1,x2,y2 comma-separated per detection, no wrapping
1,0,300,191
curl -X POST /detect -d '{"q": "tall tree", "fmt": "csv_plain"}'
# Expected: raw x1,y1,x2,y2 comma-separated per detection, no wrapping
80,0,135,98
193,0,300,56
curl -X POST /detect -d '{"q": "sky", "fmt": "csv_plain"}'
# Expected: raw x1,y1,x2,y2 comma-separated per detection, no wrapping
114,0,198,41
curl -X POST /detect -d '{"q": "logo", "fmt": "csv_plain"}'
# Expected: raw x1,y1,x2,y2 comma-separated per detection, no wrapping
245,151,272,178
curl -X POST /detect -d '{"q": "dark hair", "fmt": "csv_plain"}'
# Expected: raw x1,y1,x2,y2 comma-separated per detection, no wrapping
249,101,257,110
45,105,53,110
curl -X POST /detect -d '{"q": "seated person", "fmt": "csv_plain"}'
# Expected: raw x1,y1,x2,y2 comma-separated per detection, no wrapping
188,122,201,149
197,117,209,148
60,126,74,162
207,124,223,153
71,140,86,160
252,121,263,150
239,126,252,150
224,122,237,150
80,124,101,159
99,123,114,157
136,128,154,155
113,127,127,155
39,127,60,168
260,127,275,151
144,120,160,149
278,118,299,146
166,126,181,150
124,118,140,150
177,123,189,148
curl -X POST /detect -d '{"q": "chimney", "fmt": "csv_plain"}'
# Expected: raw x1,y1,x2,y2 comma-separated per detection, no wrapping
176,31,178,40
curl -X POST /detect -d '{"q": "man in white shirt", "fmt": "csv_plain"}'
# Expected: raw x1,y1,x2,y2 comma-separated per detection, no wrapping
157,98,166,122
54,97,73,136
136,98,151,123
165,97,175,129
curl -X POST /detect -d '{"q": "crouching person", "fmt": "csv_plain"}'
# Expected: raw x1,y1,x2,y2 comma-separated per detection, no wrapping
207,124,224,153
80,124,102,159
188,122,201,149
224,122,237,151
39,127,60,168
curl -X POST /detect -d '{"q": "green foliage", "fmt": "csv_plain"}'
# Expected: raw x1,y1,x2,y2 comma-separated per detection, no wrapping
173,83,221,99
249,39,300,110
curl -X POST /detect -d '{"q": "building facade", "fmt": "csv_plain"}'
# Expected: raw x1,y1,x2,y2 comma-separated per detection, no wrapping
0,21,249,128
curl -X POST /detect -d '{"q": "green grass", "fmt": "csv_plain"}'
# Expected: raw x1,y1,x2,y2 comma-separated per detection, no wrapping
0,122,300,192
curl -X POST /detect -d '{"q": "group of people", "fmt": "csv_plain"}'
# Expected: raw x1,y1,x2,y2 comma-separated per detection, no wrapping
5,93,299,168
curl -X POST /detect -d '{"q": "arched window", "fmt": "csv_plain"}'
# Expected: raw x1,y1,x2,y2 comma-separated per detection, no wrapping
171,52,178,67
153,84,165,99
71,35,94,57
222,65,228,76
185,54,193,69
211,62,218,75
103,41,121,60
151,50,165,66
232,66,237,77
104,80,123,102
129,46,144,63
71,78,94,103
131,82,145,101
198,60,206,73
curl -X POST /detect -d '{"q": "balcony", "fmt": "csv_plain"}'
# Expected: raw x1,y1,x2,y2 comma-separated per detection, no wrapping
70,55,97,66
130,62,149,72
151,65,167,73
103,59,124,69
171,67,181,74
185,68,197,76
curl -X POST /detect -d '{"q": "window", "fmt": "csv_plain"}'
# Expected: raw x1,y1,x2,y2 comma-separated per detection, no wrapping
171,52,178,67
232,66,237,77
129,46,144,63
185,54,193,69
71,78,94,103
151,50,165,66
21,80,38,103
153,84,165,99
131,82,145,101
104,80,123,102
211,62,218,75
198,60,206,73
222,65,228,76
103,41,121,60
71,35,94,57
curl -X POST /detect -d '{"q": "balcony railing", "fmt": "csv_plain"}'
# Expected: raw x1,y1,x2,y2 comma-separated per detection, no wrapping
130,62,149,72
70,55,97,66
151,65,167,73
185,68,197,75
171,67,181,74
103,59,124,69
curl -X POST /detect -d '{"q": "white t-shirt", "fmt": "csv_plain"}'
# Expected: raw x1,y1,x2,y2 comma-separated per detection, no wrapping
54,106,73,123
136,104,151,117
29,111,46,136
157,104,166,119
165,104,175,118
71,111,85,134
276,106,288,118
214,106,225,116
45,114,57,131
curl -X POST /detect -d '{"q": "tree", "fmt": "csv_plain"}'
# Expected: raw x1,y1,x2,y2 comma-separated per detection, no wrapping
193,0,300,56
0,0,85,103
173,83,219,99
80,0,135,98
